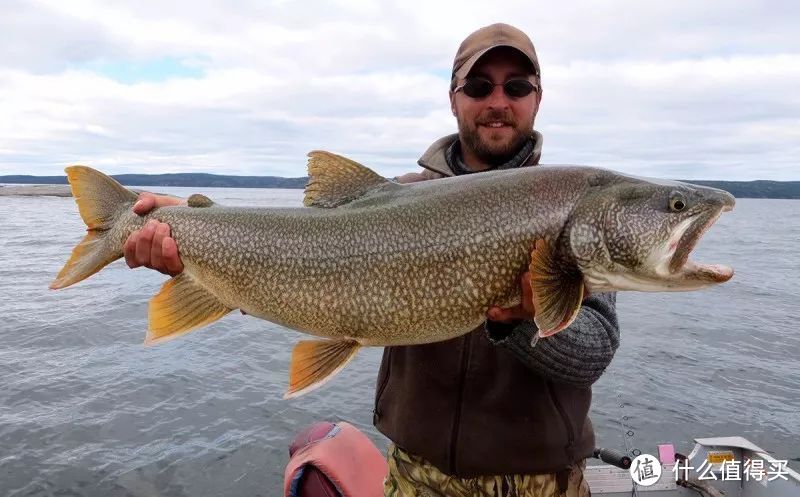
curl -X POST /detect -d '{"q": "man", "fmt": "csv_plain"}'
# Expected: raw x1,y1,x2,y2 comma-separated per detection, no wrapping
125,23,619,497
373,24,618,497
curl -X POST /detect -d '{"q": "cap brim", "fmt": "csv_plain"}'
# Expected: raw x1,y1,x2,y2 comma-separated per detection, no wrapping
454,44,532,80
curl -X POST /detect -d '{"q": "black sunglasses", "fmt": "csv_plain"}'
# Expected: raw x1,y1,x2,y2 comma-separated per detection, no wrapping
453,77,538,99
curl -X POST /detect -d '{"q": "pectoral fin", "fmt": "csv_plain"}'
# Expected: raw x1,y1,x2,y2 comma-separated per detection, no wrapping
285,339,361,399
528,239,584,338
146,273,233,344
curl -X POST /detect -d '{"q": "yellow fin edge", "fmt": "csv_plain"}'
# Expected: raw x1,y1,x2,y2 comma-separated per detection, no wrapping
284,339,361,399
146,274,233,345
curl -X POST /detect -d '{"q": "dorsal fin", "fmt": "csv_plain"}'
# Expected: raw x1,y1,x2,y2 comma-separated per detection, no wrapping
303,150,390,208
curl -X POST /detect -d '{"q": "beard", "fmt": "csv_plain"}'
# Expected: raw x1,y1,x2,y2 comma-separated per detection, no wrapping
458,110,531,166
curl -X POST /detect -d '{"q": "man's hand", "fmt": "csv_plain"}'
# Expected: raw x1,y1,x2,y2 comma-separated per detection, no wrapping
487,272,535,323
486,271,593,324
123,193,185,277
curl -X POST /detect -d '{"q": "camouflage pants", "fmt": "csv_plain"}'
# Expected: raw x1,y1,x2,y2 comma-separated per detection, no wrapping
383,444,590,497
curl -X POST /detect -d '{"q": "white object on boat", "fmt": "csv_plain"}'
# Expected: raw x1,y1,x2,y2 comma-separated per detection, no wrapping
587,436,800,496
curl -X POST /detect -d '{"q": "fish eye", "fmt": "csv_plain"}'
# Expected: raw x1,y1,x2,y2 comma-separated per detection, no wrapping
669,195,686,212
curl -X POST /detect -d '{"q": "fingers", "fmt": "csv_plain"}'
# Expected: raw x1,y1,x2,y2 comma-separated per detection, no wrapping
154,195,185,208
487,305,525,323
123,220,183,276
486,272,537,323
124,231,140,268
160,236,184,276
133,193,157,215
133,192,185,215
126,193,186,275
150,222,170,272
136,221,157,266
487,307,510,322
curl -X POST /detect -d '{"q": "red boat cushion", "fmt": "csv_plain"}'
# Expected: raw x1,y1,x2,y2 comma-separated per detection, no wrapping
288,422,341,497
284,421,387,497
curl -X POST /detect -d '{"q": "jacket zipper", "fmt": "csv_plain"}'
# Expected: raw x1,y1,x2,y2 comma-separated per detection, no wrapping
448,334,472,474
547,381,576,463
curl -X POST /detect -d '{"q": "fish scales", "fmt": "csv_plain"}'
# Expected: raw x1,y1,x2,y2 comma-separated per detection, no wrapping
117,167,586,346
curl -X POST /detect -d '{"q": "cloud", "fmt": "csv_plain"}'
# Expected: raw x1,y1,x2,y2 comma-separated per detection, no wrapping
540,54,800,179
0,0,798,179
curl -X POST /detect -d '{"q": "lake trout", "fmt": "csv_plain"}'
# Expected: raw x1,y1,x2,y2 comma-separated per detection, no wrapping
51,151,735,397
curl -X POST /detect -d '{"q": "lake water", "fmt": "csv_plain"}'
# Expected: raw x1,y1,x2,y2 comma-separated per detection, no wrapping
0,187,798,496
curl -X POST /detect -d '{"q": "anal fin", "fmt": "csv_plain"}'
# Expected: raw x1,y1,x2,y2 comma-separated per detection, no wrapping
285,339,361,399
146,273,233,344
529,239,585,338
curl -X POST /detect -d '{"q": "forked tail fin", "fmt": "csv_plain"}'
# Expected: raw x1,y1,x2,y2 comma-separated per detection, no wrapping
49,166,138,289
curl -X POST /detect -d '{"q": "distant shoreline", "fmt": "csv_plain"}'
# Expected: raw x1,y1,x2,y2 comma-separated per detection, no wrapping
0,185,157,197
1,173,308,190
0,185,73,197
2,174,800,199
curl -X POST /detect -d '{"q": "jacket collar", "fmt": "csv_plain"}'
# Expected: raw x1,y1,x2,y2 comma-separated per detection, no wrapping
417,130,543,177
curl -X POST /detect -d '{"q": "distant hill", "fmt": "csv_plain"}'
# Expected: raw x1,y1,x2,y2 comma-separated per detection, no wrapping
681,180,800,199
2,173,799,199
0,173,308,189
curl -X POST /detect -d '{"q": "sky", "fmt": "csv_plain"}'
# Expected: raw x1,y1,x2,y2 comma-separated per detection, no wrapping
1,0,798,180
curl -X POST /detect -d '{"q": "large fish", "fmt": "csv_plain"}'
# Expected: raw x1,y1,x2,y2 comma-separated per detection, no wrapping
51,151,734,397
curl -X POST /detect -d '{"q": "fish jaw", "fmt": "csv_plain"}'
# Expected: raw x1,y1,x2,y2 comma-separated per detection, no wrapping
585,263,733,293
584,200,734,293
662,200,734,288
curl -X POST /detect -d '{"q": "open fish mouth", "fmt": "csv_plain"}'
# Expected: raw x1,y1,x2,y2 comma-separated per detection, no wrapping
669,203,734,283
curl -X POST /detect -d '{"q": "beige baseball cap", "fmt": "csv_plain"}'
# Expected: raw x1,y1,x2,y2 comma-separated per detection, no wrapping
452,23,540,80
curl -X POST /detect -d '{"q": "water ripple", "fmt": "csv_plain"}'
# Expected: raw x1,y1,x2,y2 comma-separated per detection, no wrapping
1,193,798,496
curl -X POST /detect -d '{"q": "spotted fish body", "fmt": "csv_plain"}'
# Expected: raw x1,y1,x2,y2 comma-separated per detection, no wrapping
51,151,735,397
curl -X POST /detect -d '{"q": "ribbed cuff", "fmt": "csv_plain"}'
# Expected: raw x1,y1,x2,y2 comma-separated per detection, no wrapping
482,293,620,386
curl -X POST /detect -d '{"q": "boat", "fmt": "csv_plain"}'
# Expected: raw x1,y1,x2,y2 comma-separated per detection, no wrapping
284,421,800,497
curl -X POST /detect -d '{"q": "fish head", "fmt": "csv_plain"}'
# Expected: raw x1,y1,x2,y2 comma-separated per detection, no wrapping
567,173,735,292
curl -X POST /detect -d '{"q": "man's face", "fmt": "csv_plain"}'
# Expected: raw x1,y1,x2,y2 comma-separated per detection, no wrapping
450,48,542,166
